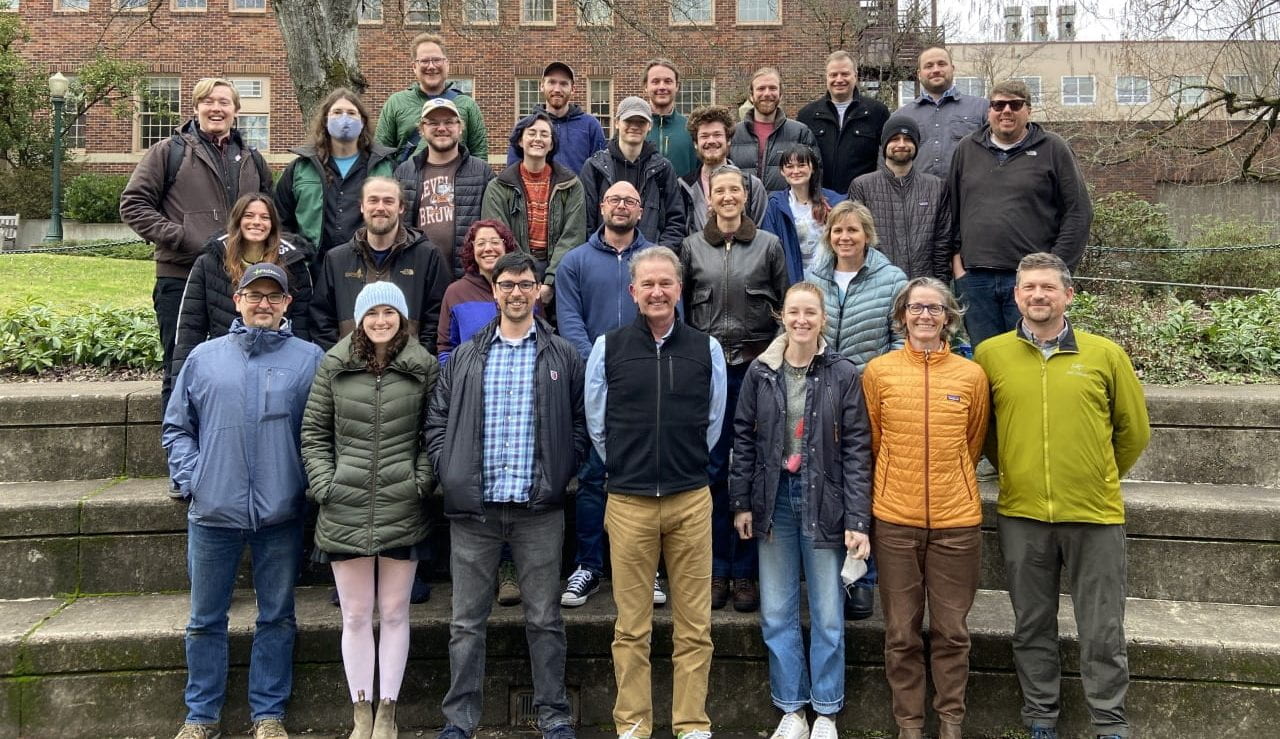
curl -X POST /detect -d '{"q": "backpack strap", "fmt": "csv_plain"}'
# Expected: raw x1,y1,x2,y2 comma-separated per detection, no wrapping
161,134,185,204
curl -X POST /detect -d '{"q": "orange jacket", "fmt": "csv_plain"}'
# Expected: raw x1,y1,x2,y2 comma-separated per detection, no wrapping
861,342,990,529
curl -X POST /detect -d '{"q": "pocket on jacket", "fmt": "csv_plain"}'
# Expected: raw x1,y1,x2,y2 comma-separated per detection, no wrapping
182,211,223,253
744,286,781,335
264,367,298,420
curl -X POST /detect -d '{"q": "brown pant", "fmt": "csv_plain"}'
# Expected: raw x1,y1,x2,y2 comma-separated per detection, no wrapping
873,519,981,729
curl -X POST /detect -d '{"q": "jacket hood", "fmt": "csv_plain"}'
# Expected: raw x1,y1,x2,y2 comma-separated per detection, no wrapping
227,317,296,354
203,234,310,266
703,214,758,245
288,141,397,162
408,143,475,170
586,226,653,255
606,138,659,164
756,332,831,371
974,120,1046,149
541,103,586,121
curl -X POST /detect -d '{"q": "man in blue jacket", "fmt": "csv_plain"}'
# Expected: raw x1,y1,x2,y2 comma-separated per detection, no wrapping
162,262,325,739
506,62,607,175
555,181,657,608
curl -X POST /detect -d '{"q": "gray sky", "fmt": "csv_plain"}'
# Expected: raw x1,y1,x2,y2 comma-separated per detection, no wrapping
937,0,1132,42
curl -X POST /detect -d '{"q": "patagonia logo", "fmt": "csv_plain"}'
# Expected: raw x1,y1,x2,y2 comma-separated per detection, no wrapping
1027,150,1038,156
918,201,930,207
400,268,415,276
946,394,962,402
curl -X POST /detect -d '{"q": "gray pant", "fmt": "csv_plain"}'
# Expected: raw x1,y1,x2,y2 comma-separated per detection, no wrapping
997,515,1130,737
443,505,572,733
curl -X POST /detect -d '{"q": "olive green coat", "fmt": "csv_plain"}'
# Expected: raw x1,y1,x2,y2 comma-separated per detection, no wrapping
301,335,439,555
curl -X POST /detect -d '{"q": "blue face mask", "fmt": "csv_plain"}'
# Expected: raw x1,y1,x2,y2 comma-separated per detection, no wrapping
327,114,363,142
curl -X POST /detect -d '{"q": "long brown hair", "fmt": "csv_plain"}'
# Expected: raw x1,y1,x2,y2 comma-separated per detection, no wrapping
350,311,412,375
306,88,375,175
223,194,282,284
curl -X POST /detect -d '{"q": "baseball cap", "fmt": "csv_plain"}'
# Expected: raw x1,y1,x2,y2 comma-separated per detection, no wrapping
238,262,289,292
543,61,575,81
420,98,460,119
616,96,653,123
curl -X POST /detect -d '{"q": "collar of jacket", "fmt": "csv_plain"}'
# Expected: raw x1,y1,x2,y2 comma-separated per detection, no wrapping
901,339,953,366
497,161,578,189
179,118,250,150
588,226,651,255
703,215,757,245
976,121,1046,153
652,110,684,124
756,332,831,371
472,315,555,356
537,102,585,121
354,225,412,263
228,317,295,355
409,143,474,170
742,109,791,137
332,334,431,378
810,245,892,280
606,138,658,168
877,161,918,186
1017,318,1079,354
408,80,458,99
629,311,682,343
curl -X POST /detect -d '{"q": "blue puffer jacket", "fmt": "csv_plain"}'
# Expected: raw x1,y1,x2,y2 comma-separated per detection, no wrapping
163,318,325,530
805,247,907,370
760,188,848,284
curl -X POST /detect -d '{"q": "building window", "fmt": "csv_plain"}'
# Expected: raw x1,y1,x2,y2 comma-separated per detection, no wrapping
670,0,712,24
1169,75,1205,106
897,80,917,106
0,0,15,11
60,76,87,150
449,78,474,97
1061,75,1095,106
464,0,499,23
516,79,540,118
115,0,147,10
231,0,266,9
231,77,271,151
137,77,181,151
56,0,89,9
1012,76,1041,104
675,78,714,114
358,0,382,22
1116,75,1150,105
1224,74,1254,96
954,77,986,98
589,79,612,138
521,0,553,23
174,0,206,9
238,115,270,150
406,0,440,24
577,0,611,25
737,0,779,23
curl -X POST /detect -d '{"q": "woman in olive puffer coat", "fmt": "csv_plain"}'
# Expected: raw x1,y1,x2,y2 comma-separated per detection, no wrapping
301,281,439,739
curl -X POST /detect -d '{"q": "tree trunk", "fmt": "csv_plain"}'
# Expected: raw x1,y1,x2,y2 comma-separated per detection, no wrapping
272,0,365,123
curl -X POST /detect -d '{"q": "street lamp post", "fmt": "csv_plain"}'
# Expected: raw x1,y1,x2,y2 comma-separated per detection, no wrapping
45,71,70,243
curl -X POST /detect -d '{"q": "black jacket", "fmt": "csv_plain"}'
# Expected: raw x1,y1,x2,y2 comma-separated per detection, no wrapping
847,164,952,280
393,145,495,279
580,140,687,248
728,335,872,545
797,90,891,194
309,226,450,353
730,110,818,191
172,234,314,381
423,318,587,519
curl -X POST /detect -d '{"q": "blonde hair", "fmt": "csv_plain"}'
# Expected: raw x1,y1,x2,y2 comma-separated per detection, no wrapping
192,78,240,110
749,66,782,92
411,32,447,57
890,277,965,344
779,281,828,330
822,201,877,257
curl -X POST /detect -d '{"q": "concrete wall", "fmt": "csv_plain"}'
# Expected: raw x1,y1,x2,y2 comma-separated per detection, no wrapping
10,220,141,250
1157,181,1280,241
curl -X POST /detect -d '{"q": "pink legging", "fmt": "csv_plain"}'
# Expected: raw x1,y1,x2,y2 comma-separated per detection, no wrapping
331,556,418,703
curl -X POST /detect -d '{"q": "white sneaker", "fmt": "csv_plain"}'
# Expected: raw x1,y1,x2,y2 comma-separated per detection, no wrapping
809,715,837,739
769,712,808,739
653,575,667,606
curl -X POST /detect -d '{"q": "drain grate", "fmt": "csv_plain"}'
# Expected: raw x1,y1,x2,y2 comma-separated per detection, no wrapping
510,687,579,726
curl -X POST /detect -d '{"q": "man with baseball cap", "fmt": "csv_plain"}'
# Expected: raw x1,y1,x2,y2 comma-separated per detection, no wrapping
163,261,325,739
506,62,607,174
580,96,687,248
394,98,495,279
847,115,951,280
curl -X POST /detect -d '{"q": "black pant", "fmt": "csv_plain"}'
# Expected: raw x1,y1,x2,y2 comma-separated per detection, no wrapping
154,276,186,412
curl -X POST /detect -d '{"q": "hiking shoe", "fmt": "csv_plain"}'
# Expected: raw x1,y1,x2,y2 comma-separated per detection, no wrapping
438,726,471,739
809,716,837,739
544,724,577,739
769,712,808,739
173,724,221,739
653,575,667,606
1029,728,1057,739
733,578,759,612
497,560,521,606
252,718,288,738
710,576,730,610
561,566,601,607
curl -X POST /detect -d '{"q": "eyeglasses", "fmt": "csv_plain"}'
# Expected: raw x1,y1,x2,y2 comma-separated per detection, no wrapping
415,57,447,67
495,280,538,293
603,195,642,208
989,99,1028,112
422,118,461,129
906,303,945,316
239,291,287,305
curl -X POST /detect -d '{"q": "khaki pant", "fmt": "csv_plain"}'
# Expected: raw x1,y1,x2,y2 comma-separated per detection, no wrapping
605,488,713,737
874,519,981,729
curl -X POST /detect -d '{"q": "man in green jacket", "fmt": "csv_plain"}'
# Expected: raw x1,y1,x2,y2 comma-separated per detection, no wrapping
974,252,1150,739
642,58,696,178
375,32,488,162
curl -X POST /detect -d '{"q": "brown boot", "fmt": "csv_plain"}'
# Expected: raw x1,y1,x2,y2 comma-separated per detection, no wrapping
711,576,730,610
732,578,760,612
938,722,963,739
897,729,924,739
349,696,373,739
371,698,397,739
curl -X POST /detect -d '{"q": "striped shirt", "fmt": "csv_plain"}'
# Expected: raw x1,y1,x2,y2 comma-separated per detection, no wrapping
482,324,538,503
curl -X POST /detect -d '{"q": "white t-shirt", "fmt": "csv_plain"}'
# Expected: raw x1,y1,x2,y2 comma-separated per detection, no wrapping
788,191,822,272
834,100,852,128
833,269,858,293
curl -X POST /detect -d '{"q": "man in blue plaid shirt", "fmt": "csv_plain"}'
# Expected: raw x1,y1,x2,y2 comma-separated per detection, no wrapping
424,251,587,739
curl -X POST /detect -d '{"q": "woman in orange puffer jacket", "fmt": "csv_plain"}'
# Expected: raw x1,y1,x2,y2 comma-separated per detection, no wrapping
860,277,990,739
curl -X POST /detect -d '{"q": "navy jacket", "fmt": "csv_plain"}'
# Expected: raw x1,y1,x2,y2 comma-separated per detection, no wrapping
505,104,607,175
555,228,656,361
760,188,848,284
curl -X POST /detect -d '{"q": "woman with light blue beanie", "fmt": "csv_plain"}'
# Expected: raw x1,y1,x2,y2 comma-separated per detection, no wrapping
301,281,439,739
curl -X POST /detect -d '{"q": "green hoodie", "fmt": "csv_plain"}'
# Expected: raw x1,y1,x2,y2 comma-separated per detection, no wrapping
375,82,488,160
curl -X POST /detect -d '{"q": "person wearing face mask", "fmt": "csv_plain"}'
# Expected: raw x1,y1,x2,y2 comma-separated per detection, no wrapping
275,88,398,275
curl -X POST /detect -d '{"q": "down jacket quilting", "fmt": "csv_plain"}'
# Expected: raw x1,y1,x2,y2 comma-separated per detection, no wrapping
805,247,907,370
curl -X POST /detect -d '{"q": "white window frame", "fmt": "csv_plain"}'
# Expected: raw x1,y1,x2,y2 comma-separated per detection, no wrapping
516,78,541,118
670,0,713,25
172,0,206,11
54,0,89,9
897,81,917,106
114,0,147,11
675,78,715,115
1061,75,1095,106
449,78,475,97
230,0,266,11
405,0,441,25
589,79,612,138
736,0,780,24
230,77,271,152
60,75,88,151
1169,75,1206,107
521,0,555,24
464,0,499,24
358,0,382,23
1115,75,1150,105
136,76,181,153
1224,74,1254,96
954,77,986,99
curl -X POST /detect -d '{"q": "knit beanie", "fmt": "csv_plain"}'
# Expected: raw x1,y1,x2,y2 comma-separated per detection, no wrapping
353,281,409,323
880,114,922,159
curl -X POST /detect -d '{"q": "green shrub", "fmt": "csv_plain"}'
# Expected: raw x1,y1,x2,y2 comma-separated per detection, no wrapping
1180,217,1280,291
0,302,161,373
0,167,56,219
64,173,130,223
1078,191,1182,291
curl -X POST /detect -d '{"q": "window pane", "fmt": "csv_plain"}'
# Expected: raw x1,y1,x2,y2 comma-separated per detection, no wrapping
896,81,916,106
1013,76,1041,104
675,78,714,115
465,0,498,23
1116,76,1149,104
238,114,270,150
59,76,86,149
232,79,263,99
590,80,612,138
450,78,474,97
522,0,553,22
670,0,712,23
1170,75,1205,106
517,79,540,117
233,0,266,8
1062,76,1094,105
358,0,382,21
954,77,986,98
1225,74,1253,95
58,0,89,9
407,0,441,24
140,77,181,150
578,0,610,24
737,0,778,22
117,0,147,8
174,0,207,8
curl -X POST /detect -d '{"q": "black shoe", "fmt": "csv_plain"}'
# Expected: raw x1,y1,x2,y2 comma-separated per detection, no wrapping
845,587,874,620
732,578,759,612
411,577,432,604
329,587,341,608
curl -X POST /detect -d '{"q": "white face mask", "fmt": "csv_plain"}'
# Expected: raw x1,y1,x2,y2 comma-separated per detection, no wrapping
327,114,363,142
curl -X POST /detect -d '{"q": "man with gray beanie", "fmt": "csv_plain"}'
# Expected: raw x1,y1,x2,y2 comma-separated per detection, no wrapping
580,96,687,248
847,114,952,280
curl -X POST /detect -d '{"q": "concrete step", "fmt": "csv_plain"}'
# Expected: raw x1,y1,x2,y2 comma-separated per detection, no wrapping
1,585,1276,739
4,478,1277,606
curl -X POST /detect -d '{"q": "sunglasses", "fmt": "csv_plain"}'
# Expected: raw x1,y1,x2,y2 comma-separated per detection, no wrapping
989,99,1028,112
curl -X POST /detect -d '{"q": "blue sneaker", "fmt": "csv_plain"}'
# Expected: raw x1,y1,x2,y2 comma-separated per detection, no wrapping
544,725,577,739
1030,728,1057,739
438,725,470,739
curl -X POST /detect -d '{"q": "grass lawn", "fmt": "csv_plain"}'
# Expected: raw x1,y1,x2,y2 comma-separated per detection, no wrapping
0,253,153,311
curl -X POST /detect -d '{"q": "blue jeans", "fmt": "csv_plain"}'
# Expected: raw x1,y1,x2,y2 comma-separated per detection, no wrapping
573,447,607,575
758,474,845,714
710,363,757,579
184,518,304,724
443,505,572,733
955,269,1021,347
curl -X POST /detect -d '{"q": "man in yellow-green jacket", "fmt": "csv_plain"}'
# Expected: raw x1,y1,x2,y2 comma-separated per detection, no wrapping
974,252,1150,739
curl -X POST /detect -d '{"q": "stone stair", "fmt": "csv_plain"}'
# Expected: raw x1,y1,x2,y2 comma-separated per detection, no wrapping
0,382,1278,738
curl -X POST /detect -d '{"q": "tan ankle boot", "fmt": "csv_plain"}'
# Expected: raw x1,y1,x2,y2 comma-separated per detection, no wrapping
349,692,373,739
371,698,397,739
938,722,963,739
897,729,924,739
